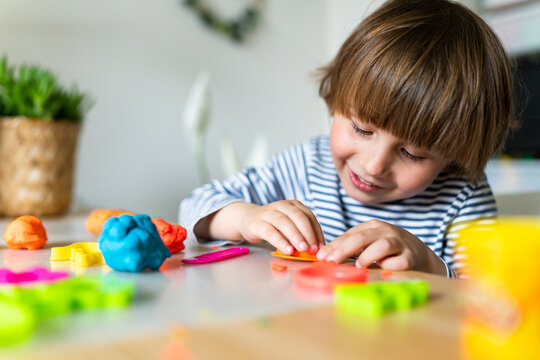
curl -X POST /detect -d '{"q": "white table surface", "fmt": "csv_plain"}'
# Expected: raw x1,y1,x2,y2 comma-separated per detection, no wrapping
0,214,332,354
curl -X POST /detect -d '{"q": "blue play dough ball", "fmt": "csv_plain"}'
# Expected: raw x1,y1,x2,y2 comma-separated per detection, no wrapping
98,214,171,272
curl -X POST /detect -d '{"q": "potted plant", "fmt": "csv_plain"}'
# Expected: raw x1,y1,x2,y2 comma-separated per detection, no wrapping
0,56,92,216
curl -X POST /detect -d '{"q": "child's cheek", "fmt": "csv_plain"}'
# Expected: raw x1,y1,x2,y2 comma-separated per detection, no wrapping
329,128,350,160
397,168,441,197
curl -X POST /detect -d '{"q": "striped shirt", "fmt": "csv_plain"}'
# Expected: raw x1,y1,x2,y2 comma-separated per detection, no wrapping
179,135,497,278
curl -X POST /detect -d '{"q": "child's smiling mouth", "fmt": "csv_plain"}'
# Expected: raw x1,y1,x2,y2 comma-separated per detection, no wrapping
347,168,384,192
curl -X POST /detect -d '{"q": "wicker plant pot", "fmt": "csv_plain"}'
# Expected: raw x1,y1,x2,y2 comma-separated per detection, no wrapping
0,117,80,216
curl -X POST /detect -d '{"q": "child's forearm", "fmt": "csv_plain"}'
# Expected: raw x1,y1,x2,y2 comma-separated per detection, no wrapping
193,202,259,241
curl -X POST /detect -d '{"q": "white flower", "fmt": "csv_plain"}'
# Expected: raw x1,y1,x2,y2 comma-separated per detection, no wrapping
183,70,212,184
220,135,241,177
183,70,211,135
220,132,268,177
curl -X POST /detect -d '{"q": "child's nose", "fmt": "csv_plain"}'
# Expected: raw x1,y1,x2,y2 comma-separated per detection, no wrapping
363,148,392,177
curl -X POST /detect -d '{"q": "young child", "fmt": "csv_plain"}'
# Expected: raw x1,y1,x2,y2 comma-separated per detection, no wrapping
179,0,514,277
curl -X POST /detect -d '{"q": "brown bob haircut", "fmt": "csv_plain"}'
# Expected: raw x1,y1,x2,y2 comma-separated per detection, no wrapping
318,0,514,182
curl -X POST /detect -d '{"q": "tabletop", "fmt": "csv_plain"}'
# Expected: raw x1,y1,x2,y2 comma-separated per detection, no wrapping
0,214,463,360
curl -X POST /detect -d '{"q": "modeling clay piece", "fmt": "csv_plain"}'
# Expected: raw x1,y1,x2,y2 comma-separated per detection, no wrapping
0,276,135,316
0,267,70,284
85,208,136,235
151,218,187,253
98,214,171,272
294,263,369,292
3,215,48,250
64,275,136,309
50,242,104,267
0,300,35,346
270,248,318,261
0,275,135,346
271,263,288,272
380,270,393,280
335,280,430,317
182,247,250,264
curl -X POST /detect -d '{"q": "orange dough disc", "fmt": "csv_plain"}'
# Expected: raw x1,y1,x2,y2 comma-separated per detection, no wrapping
85,209,136,235
3,215,48,250
274,248,318,261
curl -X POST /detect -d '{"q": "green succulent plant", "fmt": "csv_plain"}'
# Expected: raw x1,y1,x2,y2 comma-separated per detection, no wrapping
0,55,92,123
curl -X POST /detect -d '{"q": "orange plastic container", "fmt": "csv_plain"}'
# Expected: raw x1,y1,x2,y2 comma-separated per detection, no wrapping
458,218,540,360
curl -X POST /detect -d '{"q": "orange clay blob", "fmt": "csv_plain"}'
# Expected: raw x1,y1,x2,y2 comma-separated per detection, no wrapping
85,209,136,235
380,270,393,280
270,248,318,261
271,263,288,272
3,215,48,250
151,218,187,253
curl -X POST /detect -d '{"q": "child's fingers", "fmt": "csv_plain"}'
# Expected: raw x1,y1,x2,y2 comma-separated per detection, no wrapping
316,240,339,262
371,253,414,271
264,211,310,252
278,202,322,251
355,238,402,268
290,201,325,250
317,230,376,263
257,221,294,255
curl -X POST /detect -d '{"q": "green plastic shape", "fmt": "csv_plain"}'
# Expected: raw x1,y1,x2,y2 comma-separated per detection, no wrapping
0,300,35,347
335,280,430,317
0,275,135,346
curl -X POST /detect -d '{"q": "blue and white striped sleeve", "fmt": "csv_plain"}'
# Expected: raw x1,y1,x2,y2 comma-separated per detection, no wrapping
178,144,308,245
442,177,497,278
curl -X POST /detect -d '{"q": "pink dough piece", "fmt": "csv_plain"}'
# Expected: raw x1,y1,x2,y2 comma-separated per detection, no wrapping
0,267,70,284
181,247,250,264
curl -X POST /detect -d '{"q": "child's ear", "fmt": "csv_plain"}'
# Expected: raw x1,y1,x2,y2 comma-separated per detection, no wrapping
443,162,461,174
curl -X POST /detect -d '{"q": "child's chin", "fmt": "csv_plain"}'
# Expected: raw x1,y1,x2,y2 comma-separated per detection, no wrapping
346,190,383,204
346,188,400,205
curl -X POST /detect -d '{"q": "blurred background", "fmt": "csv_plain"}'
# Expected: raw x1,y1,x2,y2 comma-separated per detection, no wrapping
1,0,539,221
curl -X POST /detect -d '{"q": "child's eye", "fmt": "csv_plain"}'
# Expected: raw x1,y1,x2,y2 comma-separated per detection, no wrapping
401,148,424,162
352,123,372,136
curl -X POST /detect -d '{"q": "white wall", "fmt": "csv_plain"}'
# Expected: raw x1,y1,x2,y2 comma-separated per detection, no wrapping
3,0,531,222
483,1,540,55
323,0,384,58
0,0,329,221
322,0,480,58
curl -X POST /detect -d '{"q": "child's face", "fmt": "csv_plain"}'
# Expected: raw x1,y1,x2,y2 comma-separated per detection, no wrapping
330,113,448,205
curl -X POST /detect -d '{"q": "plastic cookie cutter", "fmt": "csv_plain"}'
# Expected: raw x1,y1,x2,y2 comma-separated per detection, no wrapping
0,267,70,285
0,275,136,317
270,248,318,262
0,275,135,347
0,299,35,347
334,280,430,317
50,242,104,267
182,247,250,264
294,263,369,292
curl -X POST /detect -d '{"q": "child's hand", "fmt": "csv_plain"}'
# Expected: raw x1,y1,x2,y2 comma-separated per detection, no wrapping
316,219,446,275
239,200,325,255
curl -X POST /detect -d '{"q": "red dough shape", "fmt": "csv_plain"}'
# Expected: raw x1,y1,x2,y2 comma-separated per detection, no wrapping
151,218,187,253
294,263,369,292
